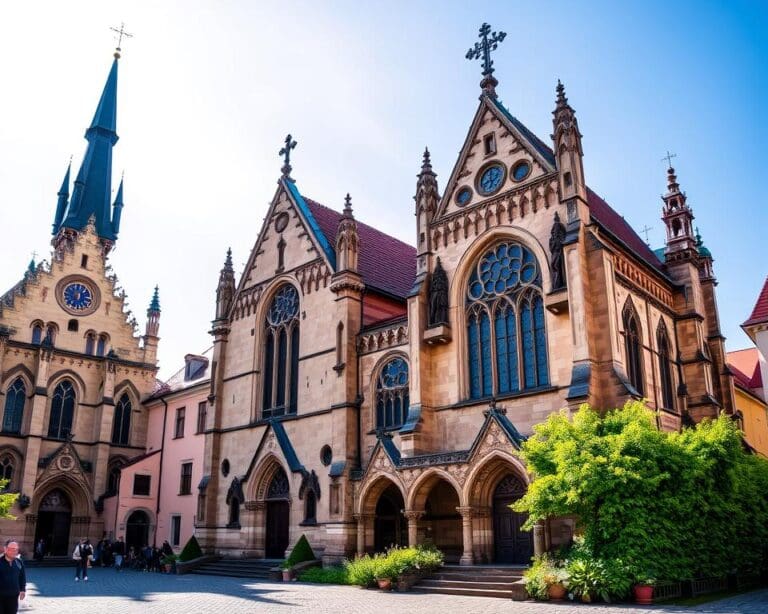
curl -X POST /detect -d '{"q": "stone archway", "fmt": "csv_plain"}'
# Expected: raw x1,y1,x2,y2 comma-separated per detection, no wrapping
34,489,72,556
356,475,406,555
464,452,533,565
125,510,150,553
406,470,463,562
265,468,290,558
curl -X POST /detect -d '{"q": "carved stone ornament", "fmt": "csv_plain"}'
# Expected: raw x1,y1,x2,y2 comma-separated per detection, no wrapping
428,258,449,327
549,211,567,290
57,454,75,472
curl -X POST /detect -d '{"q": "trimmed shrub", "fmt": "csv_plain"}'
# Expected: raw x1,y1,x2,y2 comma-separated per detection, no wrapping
298,566,349,584
282,534,316,568
178,535,203,562
345,554,378,586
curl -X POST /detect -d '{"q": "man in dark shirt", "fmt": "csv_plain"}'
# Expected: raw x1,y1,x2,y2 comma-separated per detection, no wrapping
0,541,26,614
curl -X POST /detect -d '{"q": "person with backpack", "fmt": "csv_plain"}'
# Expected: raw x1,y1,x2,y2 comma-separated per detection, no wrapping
72,538,92,582
0,541,26,613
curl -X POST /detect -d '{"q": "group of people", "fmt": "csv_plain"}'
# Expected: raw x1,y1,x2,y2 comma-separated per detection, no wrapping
72,536,175,579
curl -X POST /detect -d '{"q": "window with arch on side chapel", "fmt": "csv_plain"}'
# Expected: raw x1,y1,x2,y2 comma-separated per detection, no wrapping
465,241,549,400
376,358,409,430
262,284,300,418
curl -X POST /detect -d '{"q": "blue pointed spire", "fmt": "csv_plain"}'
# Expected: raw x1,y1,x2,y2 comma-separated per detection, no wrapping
111,175,124,236
60,56,120,242
148,285,161,313
52,161,71,234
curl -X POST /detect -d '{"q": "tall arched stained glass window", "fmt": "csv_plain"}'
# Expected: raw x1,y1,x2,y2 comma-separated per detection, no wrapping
2,378,26,434
465,241,549,400
657,322,675,410
376,358,409,429
623,302,644,396
48,380,75,439
112,393,131,445
262,284,300,418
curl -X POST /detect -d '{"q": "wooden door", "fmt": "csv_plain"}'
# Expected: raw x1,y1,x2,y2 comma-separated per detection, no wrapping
492,474,533,564
266,500,289,559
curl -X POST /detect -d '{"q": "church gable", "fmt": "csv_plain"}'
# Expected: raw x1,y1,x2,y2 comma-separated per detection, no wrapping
436,98,557,221
238,180,334,292
0,220,150,364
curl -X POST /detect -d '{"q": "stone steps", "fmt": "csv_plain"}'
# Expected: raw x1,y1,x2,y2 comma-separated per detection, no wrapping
414,565,528,600
24,556,74,568
188,558,282,579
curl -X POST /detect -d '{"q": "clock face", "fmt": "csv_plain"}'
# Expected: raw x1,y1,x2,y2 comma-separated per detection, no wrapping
63,282,93,311
478,164,505,195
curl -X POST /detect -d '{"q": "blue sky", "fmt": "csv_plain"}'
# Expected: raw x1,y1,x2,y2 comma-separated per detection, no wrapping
0,1,766,377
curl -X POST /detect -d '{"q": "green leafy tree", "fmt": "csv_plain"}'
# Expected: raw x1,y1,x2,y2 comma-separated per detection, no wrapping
0,481,18,519
514,401,768,582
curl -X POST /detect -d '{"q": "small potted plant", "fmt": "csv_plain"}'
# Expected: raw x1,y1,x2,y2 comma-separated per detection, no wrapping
373,557,398,591
280,561,293,582
545,569,569,601
633,575,656,604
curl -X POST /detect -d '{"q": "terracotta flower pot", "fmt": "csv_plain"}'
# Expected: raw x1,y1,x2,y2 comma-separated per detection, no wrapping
548,583,567,600
377,578,392,591
282,569,293,582
634,584,654,605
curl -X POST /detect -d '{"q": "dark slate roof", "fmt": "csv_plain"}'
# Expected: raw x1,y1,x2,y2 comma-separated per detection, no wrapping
303,197,417,300
744,276,768,327
587,188,666,275
270,419,305,473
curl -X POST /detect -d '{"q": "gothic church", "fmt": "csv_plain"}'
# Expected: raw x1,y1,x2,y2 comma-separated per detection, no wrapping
198,25,734,564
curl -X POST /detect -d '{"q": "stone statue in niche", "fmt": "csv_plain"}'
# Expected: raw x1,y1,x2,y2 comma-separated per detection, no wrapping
549,212,567,290
428,257,449,327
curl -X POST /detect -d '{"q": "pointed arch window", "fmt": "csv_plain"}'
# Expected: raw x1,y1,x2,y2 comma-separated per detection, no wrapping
262,285,300,418
96,335,107,357
2,378,26,434
85,332,95,355
466,241,549,400
48,380,75,440
623,303,644,396
0,456,14,491
31,324,43,345
376,358,409,429
112,393,132,445
657,322,675,410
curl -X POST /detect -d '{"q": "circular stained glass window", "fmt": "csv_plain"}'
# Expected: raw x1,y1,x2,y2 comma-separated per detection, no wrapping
512,161,531,182
267,285,299,326
320,445,333,467
466,241,540,303
477,164,506,195
455,186,472,207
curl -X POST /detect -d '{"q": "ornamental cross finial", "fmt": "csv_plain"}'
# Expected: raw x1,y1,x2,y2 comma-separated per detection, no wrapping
109,22,133,59
661,150,677,170
279,134,297,180
640,225,653,245
466,23,506,96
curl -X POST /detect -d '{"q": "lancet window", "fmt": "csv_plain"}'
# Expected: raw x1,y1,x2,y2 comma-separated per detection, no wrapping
48,380,75,440
262,284,300,418
375,358,409,429
466,241,549,400
657,322,675,410
2,378,26,434
623,302,645,396
112,393,132,445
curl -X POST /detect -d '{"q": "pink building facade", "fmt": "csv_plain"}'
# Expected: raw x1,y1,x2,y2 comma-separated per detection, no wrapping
103,353,209,552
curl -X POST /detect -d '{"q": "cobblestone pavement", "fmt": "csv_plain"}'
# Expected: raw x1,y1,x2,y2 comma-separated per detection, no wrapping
18,567,768,613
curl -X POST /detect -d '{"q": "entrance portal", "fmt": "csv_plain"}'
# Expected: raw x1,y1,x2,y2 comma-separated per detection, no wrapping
374,483,406,552
125,511,150,553
265,468,290,559
34,489,72,556
492,474,532,564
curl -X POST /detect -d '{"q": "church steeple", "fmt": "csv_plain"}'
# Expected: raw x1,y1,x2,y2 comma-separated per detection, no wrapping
661,163,697,261
52,161,71,234
56,54,121,247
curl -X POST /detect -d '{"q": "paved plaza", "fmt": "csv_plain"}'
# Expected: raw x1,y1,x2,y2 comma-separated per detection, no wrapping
17,567,768,613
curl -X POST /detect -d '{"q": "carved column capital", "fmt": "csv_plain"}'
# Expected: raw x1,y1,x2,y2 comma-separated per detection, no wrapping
455,506,475,519
403,510,425,521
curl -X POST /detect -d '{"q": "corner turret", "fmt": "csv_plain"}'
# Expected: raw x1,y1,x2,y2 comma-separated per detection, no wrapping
336,194,359,273
111,176,125,236
216,248,236,320
415,148,439,276
52,161,71,234
551,80,586,204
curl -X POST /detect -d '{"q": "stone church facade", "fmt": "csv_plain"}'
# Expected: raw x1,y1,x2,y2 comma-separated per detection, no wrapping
198,32,734,565
0,50,159,555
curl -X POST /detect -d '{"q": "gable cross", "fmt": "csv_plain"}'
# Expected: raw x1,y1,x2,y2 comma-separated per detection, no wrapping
280,134,297,180
110,22,133,59
640,225,653,245
466,23,506,96
661,150,677,169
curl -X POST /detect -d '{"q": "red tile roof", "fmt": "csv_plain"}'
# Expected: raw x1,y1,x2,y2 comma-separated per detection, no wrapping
727,348,763,391
587,188,666,275
744,276,768,327
304,198,416,300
